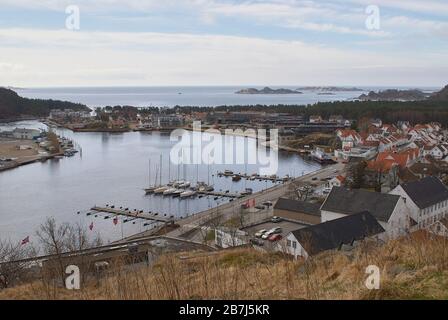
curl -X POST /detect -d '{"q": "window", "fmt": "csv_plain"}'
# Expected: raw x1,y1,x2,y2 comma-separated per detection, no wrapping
287,240,291,247
292,241,297,249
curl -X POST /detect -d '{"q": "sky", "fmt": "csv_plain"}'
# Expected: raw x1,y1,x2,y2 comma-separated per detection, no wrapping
0,0,447,87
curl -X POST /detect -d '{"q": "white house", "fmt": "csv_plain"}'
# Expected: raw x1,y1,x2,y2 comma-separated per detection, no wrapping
389,177,448,231
280,212,385,259
12,128,41,140
320,186,410,239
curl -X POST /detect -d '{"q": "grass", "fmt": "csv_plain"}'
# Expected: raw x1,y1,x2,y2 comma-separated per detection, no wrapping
1,232,448,300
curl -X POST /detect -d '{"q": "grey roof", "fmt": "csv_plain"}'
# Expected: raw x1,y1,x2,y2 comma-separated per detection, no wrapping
274,198,321,217
401,176,448,209
291,211,385,256
321,187,400,222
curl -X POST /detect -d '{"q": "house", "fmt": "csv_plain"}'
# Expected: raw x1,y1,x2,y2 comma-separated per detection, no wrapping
329,115,344,124
273,198,321,225
280,211,385,259
389,176,448,231
328,175,345,188
215,227,248,249
309,115,323,123
423,145,445,160
320,187,409,238
336,129,362,149
11,128,41,140
428,218,448,237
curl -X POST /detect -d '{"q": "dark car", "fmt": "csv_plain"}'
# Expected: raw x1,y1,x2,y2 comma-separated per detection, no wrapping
271,216,282,223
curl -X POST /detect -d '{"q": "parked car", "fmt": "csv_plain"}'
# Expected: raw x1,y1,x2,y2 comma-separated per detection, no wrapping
270,227,282,234
312,177,318,181
262,231,274,239
268,234,283,242
262,201,273,207
255,229,267,238
271,216,282,223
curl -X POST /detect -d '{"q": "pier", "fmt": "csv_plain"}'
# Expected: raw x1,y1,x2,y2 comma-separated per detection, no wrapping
90,206,175,223
217,172,291,183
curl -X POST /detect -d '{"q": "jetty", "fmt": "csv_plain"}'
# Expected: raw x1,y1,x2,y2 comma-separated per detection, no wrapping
217,172,291,183
90,206,175,224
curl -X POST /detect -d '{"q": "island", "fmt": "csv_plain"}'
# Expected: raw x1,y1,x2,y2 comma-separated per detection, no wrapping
235,87,303,94
296,86,364,92
358,89,428,101
429,85,448,101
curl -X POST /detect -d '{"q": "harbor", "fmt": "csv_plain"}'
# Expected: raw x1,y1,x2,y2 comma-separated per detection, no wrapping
0,120,321,243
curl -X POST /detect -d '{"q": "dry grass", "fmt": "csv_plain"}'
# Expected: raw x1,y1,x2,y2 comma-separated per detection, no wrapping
1,232,448,300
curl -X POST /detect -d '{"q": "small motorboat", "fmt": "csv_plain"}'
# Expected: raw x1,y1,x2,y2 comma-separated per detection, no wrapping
232,175,242,182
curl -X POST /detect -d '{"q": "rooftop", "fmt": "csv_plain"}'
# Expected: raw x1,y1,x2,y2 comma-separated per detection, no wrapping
274,198,321,217
400,176,448,209
291,211,385,256
321,187,401,222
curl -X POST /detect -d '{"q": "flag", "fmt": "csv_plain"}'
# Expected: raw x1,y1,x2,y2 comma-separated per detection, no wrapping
113,217,118,226
21,236,30,245
89,222,94,231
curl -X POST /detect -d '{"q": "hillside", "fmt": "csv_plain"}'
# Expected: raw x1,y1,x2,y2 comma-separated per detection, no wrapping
0,88,89,120
430,85,448,101
1,232,447,300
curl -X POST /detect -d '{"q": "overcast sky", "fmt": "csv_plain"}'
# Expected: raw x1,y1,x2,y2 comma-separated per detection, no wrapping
0,0,447,87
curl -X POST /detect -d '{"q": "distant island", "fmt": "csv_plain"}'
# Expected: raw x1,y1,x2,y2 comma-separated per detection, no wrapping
297,86,364,92
429,85,448,101
0,88,90,121
235,87,303,94
358,89,429,102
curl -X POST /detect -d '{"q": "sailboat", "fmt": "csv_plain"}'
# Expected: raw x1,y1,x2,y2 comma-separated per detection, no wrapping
145,159,158,194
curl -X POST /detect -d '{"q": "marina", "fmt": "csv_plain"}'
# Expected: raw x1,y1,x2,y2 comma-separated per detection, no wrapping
0,120,321,243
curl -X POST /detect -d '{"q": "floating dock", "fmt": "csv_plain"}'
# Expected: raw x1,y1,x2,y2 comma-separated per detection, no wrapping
90,206,175,223
217,172,291,183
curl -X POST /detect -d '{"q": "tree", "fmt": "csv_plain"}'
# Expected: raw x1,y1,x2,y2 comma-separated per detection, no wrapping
349,160,367,189
0,239,35,289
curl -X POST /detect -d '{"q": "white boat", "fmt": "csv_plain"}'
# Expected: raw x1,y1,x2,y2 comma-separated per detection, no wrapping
179,181,191,188
173,180,185,187
172,189,184,197
154,186,169,194
180,190,197,198
163,188,177,195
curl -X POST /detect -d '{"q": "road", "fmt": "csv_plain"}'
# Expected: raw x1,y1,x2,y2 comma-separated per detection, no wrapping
165,162,345,240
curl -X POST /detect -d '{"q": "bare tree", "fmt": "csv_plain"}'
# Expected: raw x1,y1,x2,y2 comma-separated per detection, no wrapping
0,239,35,289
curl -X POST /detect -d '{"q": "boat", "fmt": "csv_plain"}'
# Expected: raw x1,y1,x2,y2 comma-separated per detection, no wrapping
163,188,177,196
224,170,233,175
232,175,242,182
154,186,169,194
145,186,157,194
179,181,191,188
180,190,197,198
311,147,335,164
172,189,184,197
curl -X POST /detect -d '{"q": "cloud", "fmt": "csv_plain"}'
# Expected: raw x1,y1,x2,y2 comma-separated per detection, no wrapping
0,28,446,87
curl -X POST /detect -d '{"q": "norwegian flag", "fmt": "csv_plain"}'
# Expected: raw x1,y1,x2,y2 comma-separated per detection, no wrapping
113,217,118,226
21,236,30,246
89,222,94,231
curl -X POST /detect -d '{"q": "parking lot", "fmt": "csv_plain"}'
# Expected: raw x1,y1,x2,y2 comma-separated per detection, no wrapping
243,219,307,243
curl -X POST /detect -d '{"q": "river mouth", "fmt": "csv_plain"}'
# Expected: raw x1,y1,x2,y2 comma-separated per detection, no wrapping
0,121,321,243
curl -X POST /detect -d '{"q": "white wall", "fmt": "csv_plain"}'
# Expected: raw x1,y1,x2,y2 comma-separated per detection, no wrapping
390,185,448,230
